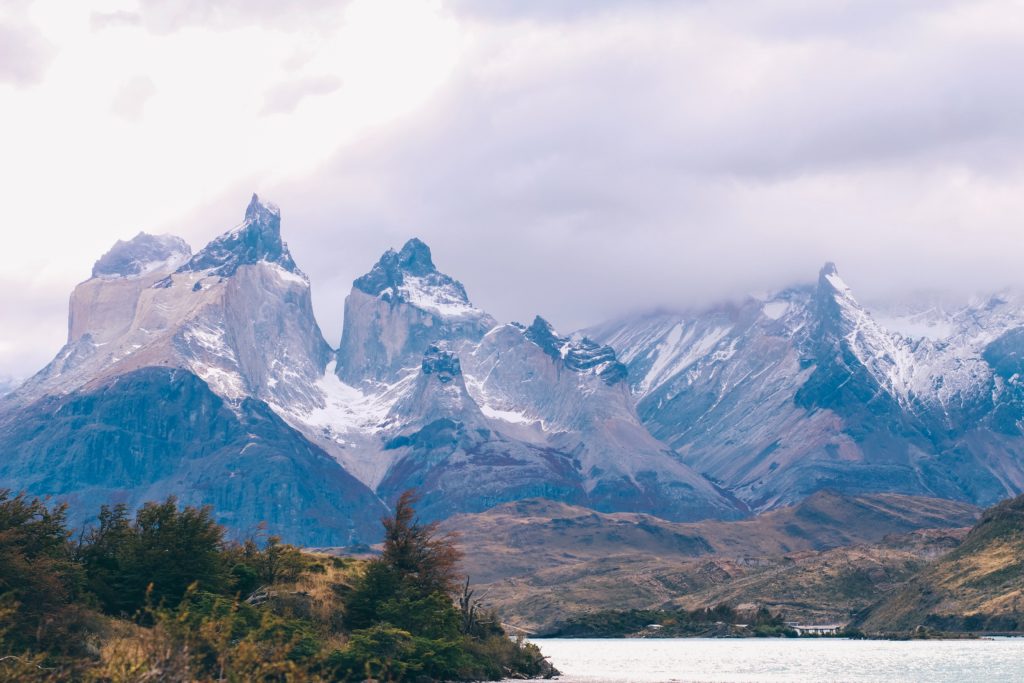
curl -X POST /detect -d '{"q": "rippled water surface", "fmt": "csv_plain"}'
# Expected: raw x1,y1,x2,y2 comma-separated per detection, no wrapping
523,637,1024,683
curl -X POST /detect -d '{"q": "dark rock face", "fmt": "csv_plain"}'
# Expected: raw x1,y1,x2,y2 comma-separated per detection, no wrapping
979,328,1024,435
421,346,461,383
566,338,628,385
177,194,301,278
378,420,590,522
0,367,385,545
524,316,563,359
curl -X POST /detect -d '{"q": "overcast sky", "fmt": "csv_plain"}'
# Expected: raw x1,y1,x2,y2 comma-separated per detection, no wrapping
3,0,1024,380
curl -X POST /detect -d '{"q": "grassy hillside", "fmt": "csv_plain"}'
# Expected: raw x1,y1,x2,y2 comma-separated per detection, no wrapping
468,529,968,633
858,494,1024,633
444,492,978,632
447,491,979,584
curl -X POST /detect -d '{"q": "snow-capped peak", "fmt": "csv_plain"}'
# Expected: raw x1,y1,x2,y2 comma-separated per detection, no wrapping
91,233,191,280
176,193,302,278
243,192,280,224
353,238,481,319
808,261,921,409
819,261,854,298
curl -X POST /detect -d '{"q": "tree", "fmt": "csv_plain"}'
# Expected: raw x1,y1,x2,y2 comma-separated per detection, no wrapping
133,497,228,606
335,491,562,681
380,490,461,597
255,536,307,586
345,490,462,634
0,490,85,654
80,497,229,615
79,503,134,614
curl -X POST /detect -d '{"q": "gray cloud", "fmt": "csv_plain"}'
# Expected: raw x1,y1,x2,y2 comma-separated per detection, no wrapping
247,0,1024,340
7,0,1024,379
0,22,52,86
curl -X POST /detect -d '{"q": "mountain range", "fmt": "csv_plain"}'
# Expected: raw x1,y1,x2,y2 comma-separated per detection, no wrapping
3,194,1024,546
590,265,1024,510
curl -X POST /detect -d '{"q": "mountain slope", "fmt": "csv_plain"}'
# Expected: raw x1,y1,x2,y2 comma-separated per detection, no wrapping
590,264,1024,510
858,493,1024,632
444,492,978,631
286,239,741,522
0,367,384,544
447,491,979,583
0,196,384,544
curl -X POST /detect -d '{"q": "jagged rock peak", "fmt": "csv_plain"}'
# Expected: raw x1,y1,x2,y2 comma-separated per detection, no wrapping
353,238,479,318
244,192,280,223
176,193,302,278
92,233,191,279
818,261,852,296
567,337,629,385
421,345,462,384
397,238,436,276
355,237,445,293
524,315,627,385
525,316,562,360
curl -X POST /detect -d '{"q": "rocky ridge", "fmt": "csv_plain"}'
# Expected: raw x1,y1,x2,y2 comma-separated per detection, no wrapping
6,193,1024,545
0,195,740,544
591,263,1024,510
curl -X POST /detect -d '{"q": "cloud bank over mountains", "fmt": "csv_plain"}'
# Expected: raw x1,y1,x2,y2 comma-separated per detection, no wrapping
3,0,1024,378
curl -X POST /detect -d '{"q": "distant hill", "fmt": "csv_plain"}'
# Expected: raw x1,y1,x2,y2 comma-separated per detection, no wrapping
448,490,979,583
666,528,968,628
446,492,979,631
858,493,1024,633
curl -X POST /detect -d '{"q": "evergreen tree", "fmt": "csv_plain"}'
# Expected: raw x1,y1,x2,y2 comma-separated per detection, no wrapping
345,490,461,634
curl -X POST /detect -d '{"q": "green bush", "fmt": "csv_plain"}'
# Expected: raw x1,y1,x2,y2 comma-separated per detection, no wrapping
327,624,471,682
81,498,228,615
0,490,89,656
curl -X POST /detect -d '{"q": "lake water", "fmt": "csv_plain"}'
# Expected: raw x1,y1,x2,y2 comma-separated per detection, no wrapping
525,638,1024,683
